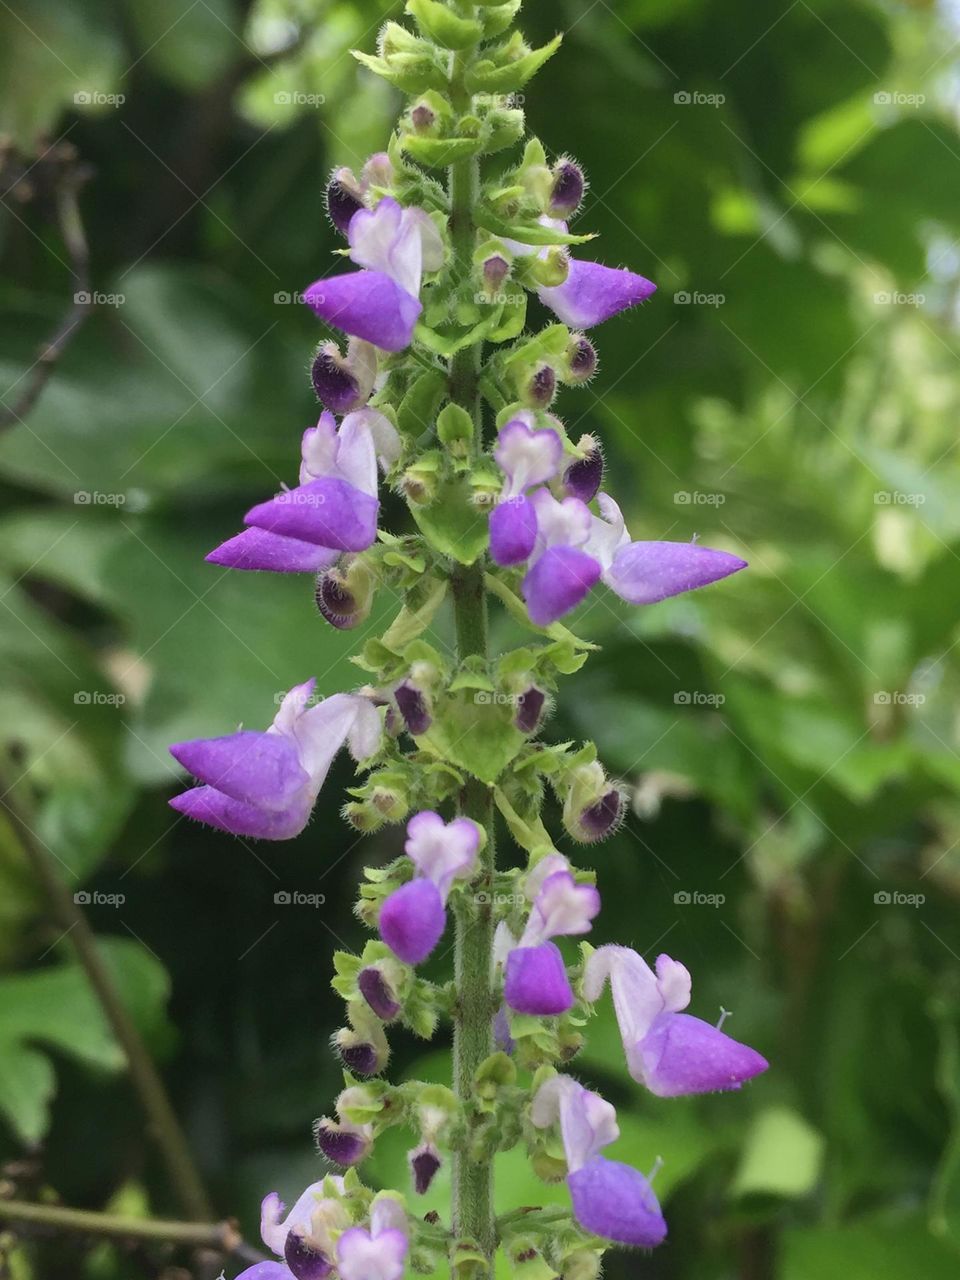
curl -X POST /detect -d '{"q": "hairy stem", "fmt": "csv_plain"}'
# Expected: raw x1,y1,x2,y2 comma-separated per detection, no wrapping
0,790,214,1223
0,1200,241,1252
447,46,496,1250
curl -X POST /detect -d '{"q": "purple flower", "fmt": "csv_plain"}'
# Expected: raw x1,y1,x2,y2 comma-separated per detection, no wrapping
378,811,480,964
519,488,747,627
501,866,600,1015
169,680,381,840
234,1177,348,1280
562,435,603,502
408,1140,442,1195
337,1197,408,1280
489,415,564,567
314,1117,372,1167
583,947,769,1096
325,153,394,236
305,197,444,352
208,410,399,573
531,1076,667,1248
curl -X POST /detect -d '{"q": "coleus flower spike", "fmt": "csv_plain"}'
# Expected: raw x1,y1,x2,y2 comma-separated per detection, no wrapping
502,864,600,1015
378,811,481,964
207,410,400,573
305,196,445,352
584,947,768,1096
169,680,381,840
531,1075,667,1248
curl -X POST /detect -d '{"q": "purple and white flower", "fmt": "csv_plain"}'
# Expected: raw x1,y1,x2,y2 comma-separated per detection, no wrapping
337,1195,408,1280
305,197,444,352
531,1075,667,1248
232,1176,348,1280
488,415,564,567
311,337,378,415
169,680,381,840
325,152,394,236
207,410,400,573
583,947,768,1096
378,811,480,965
500,863,600,1016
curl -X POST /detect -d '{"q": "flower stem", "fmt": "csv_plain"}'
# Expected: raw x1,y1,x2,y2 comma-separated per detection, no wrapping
0,1199,242,1252
447,61,496,1250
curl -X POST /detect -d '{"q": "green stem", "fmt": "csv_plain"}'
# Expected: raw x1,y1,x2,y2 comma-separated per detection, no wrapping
0,1200,240,1252
447,45,496,1255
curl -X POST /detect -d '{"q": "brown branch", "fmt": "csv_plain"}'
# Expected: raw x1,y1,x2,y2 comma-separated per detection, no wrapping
0,789,214,1223
0,1199,240,1252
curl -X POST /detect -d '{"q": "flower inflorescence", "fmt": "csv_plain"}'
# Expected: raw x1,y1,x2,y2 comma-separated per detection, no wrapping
166,3,765,1276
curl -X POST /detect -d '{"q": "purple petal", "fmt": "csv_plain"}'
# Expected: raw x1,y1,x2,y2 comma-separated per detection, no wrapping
490,497,538,566
304,270,421,352
607,540,747,605
409,1143,441,1195
638,1012,768,1097
206,527,338,574
244,478,379,552
494,1005,515,1055
170,731,308,811
504,942,573,1015
285,1230,334,1280
516,687,546,734
539,259,656,329
337,1226,408,1280
568,1156,667,1248
311,346,364,415
169,785,311,840
522,546,601,626
315,1120,369,1167
563,446,604,504
337,1038,381,1077
234,1265,294,1280
379,879,446,965
394,682,432,735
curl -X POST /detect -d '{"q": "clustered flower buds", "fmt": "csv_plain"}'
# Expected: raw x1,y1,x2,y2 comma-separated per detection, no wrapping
167,2,764,1274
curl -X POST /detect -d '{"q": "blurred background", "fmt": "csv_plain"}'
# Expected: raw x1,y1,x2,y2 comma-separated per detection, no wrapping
1,0,959,1276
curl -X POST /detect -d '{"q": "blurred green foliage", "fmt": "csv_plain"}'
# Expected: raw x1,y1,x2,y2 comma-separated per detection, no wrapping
1,0,959,1276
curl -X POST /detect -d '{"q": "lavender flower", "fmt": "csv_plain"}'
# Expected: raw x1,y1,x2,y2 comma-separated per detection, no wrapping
208,410,400,572
378,811,480,964
531,1076,667,1248
311,337,378,414
584,947,768,1096
488,415,563,567
232,1178,349,1280
169,680,380,840
337,1194,409,1280
501,866,600,1015
305,197,444,352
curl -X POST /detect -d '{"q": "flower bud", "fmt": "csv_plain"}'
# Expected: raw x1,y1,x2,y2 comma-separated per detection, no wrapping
311,338,377,414
409,1141,442,1194
358,964,402,1021
361,151,394,193
562,762,625,843
515,686,547,734
325,166,364,235
549,157,586,218
563,335,598,385
562,436,604,504
315,559,375,631
482,253,510,295
314,1118,371,1167
561,1248,603,1280
518,363,557,410
333,1024,389,1077
394,680,432,735
285,1230,334,1280
508,1240,558,1280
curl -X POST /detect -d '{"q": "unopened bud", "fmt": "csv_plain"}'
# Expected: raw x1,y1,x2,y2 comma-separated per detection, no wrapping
562,437,604,504
483,253,510,292
409,1141,442,1195
333,1025,389,1077
394,680,432,735
326,166,364,235
522,363,557,409
515,686,547,734
361,151,394,192
358,965,402,1021
561,1248,603,1280
314,1118,371,1167
410,102,436,132
315,559,374,630
562,762,625,843
563,334,598,384
311,337,377,414
549,157,586,218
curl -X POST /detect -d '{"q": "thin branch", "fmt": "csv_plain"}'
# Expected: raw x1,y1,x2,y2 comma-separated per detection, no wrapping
0,1199,240,1252
0,789,214,1223
0,152,92,429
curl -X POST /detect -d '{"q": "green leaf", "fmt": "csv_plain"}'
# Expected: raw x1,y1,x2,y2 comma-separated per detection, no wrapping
474,209,595,246
406,0,483,50
465,35,563,93
419,693,525,784
401,135,484,168
411,480,490,565
733,1105,825,1199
